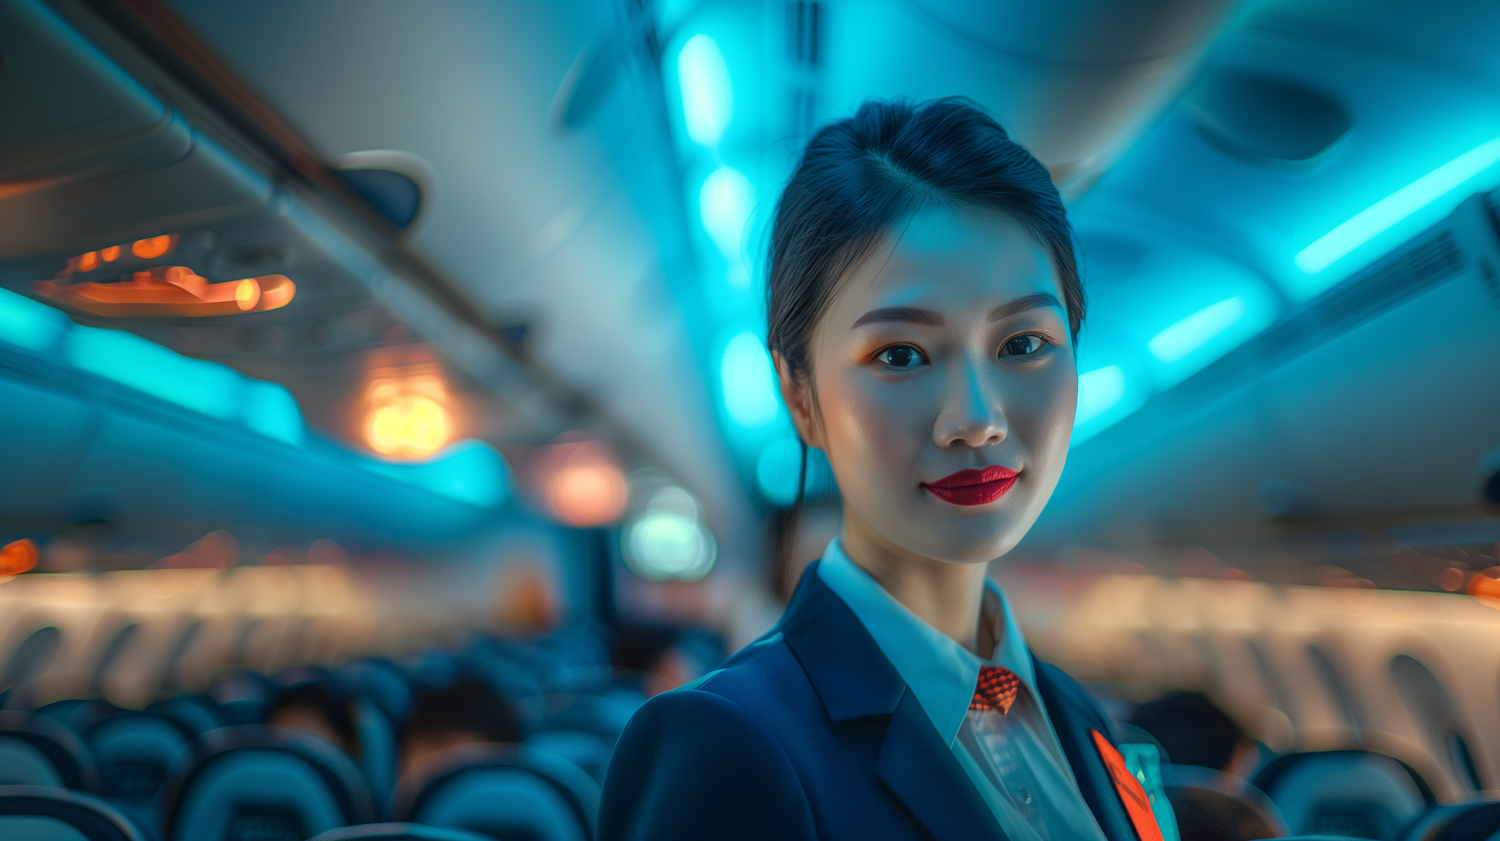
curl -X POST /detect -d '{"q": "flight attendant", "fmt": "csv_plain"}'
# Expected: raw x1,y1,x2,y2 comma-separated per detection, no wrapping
600,98,1162,841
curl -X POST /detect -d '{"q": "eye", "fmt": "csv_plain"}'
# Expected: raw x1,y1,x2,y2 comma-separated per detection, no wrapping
875,345,927,369
1001,334,1047,357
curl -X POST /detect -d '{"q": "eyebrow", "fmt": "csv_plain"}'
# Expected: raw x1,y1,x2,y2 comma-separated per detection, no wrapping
850,292,1064,329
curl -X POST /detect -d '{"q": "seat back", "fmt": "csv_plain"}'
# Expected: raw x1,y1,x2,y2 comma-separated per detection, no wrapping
392,745,598,841
309,823,493,841
161,725,375,841
526,730,613,785
0,712,97,790
1401,802,1500,841
86,712,194,805
0,785,145,841
1254,750,1434,840
353,699,398,812
146,695,225,737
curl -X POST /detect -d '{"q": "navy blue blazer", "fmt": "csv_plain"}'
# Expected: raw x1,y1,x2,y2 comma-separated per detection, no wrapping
599,562,1145,841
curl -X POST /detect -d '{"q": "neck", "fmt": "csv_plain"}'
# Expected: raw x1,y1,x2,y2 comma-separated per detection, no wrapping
839,505,991,652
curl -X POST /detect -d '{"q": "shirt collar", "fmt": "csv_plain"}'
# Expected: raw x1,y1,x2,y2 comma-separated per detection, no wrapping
816,537,1038,746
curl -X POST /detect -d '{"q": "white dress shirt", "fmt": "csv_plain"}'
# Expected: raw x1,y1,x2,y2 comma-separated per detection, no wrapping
818,538,1109,841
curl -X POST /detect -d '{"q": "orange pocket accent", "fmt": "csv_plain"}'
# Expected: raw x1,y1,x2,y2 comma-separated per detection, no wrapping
1091,729,1165,841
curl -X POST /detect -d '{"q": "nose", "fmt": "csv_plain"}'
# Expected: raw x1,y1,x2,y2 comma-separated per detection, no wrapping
933,353,1008,449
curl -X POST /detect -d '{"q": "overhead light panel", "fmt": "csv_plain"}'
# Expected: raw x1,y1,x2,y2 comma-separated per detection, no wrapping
1296,138,1500,277
678,35,733,148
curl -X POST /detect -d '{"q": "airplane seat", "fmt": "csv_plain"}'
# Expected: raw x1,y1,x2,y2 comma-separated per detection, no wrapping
1398,802,1500,841
145,696,224,738
0,785,146,841
85,712,194,807
525,729,614,785
1164,764,1287,841
308,822,493,841
391,744,599,841
352,698,399,813
1253,750,1435,840
159,725,375,841
33,700,121,736
0,711,99,791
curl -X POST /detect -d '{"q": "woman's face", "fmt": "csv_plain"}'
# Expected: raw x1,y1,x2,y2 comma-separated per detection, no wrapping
784,205,1077,564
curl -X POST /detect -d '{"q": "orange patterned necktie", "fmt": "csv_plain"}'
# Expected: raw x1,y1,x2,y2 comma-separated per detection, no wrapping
970,665,1020,714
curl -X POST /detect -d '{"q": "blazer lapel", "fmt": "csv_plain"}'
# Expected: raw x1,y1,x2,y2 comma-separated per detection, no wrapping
877,689,1009,841
781,563,1008,841
1032,655,1138,841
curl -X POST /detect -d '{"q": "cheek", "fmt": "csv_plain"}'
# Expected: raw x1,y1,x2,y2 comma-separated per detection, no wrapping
1010,361,1078,464
815,369,933,482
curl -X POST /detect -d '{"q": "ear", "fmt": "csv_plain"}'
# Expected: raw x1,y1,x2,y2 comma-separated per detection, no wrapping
773,350,826,450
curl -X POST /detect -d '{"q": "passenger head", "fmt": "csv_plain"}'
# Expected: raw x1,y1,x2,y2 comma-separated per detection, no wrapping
768,98,1083,565
399,677,522,776
1130,692,1254,774
266,681,358,757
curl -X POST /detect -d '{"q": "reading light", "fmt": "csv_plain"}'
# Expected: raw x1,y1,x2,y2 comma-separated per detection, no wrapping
35,266,296,317
532,438,629,527
0,539,39,575
132,234,175,259
365,376,454,458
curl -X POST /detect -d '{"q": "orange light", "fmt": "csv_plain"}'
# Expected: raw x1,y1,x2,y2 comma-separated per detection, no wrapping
0,539,39,575
534,439,628,527
132,235,174,259
101,246,121,262
78,251,99,272
367,394,452,458
33,266,294,318
1468,568,1500,609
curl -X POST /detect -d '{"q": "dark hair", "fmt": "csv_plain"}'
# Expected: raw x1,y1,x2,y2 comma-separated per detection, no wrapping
266,681,358,753
401,676,522,746
766,97,1084,387
1130,692,1247,771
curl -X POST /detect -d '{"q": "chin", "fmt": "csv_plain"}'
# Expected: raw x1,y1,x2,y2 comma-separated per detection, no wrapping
906,519,1027,566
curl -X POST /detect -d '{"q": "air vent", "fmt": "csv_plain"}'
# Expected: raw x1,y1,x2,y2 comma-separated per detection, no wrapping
785,2,823,137
786,2,821,66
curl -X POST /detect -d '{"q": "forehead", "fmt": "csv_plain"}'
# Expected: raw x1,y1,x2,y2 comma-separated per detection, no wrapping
837,204,1059,312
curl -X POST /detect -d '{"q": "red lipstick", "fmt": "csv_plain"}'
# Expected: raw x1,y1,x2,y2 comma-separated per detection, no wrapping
922,465,1019,506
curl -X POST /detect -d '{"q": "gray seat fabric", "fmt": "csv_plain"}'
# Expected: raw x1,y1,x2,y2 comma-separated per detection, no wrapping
1254,751,1434,840
161,726,375,841
0,785,145,841
392,745,598,841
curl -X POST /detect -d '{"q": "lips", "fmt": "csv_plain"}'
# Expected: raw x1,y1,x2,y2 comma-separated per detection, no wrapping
922,465,1019,507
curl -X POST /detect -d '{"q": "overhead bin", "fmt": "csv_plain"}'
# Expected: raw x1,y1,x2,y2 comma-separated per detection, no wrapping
0,285,510,544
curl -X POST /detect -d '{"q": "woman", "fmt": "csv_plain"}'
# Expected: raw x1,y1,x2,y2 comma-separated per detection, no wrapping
599,99,1163,841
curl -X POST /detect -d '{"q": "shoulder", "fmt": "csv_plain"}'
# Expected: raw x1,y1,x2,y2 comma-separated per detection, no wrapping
599,632,819,841
600,683,816,841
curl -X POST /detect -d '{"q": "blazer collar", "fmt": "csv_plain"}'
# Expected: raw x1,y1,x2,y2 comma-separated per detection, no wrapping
780,562,1009,841
780,560,906,720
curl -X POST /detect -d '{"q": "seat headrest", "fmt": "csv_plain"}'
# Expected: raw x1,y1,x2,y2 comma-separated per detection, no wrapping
160,725,375,841
86,713,194,803
1253,750,1433,839
0,712,97,791
0,784,145,841
391,744,598,841
309,822,494,841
